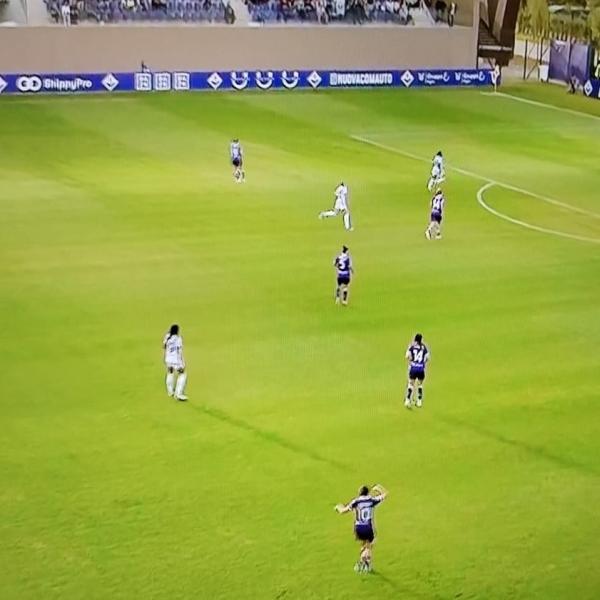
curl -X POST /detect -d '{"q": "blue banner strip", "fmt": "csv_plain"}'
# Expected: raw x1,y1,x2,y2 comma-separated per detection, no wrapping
0,69,497,95
584,78,600,100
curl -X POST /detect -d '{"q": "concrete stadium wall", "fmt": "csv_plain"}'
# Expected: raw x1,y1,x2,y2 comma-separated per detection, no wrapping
455,0,474,26
0,25,478,73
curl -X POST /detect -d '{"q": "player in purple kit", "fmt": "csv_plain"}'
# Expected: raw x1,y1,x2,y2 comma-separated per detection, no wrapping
405,333,429,408
333,245,353,306
335,483,388,573
425,189,445,240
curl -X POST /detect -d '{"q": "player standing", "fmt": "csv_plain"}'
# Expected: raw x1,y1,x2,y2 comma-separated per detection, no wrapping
162,324,188,401
319,181,353,231
333,245,353,306
335,484,388,573
230,138,245,183
425,189,445,240
427,151,445,191
405,333,429,408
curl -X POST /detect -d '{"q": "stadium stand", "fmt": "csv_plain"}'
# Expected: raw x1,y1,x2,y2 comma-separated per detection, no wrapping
247,0,423,25
41,0,435,24
44,0,229,23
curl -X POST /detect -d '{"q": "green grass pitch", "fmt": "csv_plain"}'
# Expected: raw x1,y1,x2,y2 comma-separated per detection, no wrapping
1,83,599,600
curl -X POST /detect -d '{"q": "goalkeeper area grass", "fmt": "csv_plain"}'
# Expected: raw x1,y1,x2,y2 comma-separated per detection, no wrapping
1,82,599,600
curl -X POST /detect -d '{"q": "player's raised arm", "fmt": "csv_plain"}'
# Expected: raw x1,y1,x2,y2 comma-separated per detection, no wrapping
335,503,351,514
372,484,388,500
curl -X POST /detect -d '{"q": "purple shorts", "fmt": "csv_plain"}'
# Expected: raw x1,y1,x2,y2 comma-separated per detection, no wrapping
409,367,425,381
354,524,375,542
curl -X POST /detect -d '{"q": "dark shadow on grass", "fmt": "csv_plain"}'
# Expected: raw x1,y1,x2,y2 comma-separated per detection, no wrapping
186,401,348,471
369,570,443,600
439,415,599,478
369,570,400,591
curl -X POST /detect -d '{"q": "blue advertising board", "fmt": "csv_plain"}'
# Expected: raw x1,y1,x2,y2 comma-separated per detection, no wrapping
584,78,600,100
0,69,496,95
548,40,591,83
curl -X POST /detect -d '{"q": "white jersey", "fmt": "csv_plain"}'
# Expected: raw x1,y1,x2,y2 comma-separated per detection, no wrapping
163,333,184,368
431,154,444,177
334,184,349,212
230,141,242,161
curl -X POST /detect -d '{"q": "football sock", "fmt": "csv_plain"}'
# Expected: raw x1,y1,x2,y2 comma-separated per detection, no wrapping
342,289,349,303
175,373,187,397
320,210,337,218
407,386,413,400
417,386,423,400
343,212,352,230
166,373,175,396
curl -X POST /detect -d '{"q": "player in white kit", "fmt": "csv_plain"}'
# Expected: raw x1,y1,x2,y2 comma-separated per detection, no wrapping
427,151,445,192
318,182,353,231
162,324,188,401
230,138,245,183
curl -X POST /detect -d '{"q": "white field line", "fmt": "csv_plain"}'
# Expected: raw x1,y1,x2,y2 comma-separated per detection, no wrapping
349,135,600,220
480,91,600,123
477,182,600,244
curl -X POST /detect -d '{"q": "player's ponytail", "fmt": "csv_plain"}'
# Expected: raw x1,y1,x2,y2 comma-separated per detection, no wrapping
167,324,179,341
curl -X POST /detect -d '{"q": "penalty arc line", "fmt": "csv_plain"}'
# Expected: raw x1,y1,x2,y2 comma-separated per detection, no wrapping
349,135,600,220
477,182,600,245
350,135,600,243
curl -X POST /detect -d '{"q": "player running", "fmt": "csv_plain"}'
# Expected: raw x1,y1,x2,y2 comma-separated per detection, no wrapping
427,151,445,192
425,189,445,240
318,181,353,231
335,484,388,573
230,138,245,183
334,245,353,306
162,324,188,401
405,333,429,408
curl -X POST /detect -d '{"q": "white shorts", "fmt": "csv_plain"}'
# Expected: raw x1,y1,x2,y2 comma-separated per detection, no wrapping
334,198,348,212
431,167,445,181
165,360,184,371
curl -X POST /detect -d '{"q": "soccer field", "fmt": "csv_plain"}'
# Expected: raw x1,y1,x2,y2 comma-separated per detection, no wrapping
1,83,599,600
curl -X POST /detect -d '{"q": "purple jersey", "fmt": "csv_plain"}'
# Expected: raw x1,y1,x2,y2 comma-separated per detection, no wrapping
334,252,352,277
407,342,429,370
431,192,445,215
349,495,383,527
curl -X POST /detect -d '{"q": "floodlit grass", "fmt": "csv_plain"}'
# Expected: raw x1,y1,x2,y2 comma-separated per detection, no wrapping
1,83,599,600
